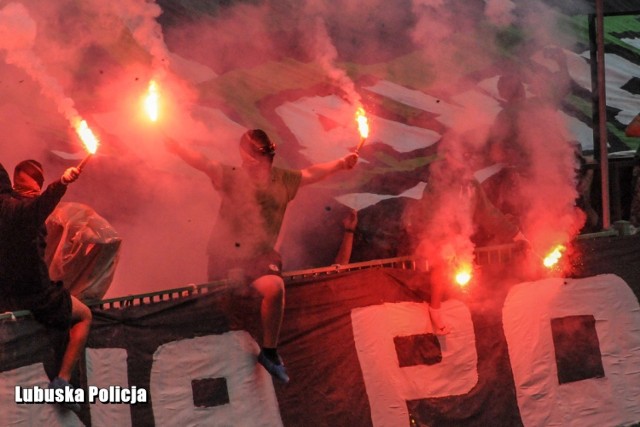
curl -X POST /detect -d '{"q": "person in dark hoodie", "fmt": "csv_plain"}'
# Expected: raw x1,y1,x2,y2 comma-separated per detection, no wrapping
0,161,91,412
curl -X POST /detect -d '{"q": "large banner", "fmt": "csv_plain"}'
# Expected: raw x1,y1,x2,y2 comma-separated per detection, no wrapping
1,236,640,426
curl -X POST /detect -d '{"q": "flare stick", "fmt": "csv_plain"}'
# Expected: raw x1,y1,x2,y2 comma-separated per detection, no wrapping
77,154,92,171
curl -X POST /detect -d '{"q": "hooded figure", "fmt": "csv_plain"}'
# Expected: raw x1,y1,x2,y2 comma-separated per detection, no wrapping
0,160,72,321
13,159,45,197
0,160,90,412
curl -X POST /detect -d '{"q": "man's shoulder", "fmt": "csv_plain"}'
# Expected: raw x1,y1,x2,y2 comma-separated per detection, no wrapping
272,166,301,177
266,168,299,202
272,166,302,186
0,193,22,208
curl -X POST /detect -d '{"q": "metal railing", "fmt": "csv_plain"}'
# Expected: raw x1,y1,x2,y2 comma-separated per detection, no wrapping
283,256,422,281
88,256,420,310
1,227,632,318
475,242,521,265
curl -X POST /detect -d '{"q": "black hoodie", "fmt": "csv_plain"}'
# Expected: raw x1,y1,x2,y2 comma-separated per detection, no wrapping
0,164,67,295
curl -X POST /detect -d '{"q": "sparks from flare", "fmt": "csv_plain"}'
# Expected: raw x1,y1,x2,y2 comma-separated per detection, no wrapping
543,244,566,269
355,107,369,152
144,80,160,122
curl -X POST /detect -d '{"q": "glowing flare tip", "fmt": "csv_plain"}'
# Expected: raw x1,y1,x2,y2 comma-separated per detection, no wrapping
543,245,566,268
355,107,369,153
75,120,99,154
454,267,472,287
355,107,369,140
144,80,160,122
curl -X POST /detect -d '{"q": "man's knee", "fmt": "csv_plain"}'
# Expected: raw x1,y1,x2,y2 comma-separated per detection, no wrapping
252,275,285,299
70,296,92,323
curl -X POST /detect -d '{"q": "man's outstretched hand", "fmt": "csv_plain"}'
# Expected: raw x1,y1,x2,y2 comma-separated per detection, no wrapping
343,153,359,170
61,167,80,185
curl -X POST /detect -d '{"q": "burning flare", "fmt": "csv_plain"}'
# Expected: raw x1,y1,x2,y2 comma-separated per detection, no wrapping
543,244,566,269
355,107,369,139
74,119,99,170
75,119,99,154
355,107,369,152
454,263,473,287
144,80,160,122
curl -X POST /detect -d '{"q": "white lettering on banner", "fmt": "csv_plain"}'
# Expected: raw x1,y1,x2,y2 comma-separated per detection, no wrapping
15,385,84,403
0,364,83,426
87,386,146,403
150,331,283,427
86,348,132,426
351,301,478,427
503,275,640,427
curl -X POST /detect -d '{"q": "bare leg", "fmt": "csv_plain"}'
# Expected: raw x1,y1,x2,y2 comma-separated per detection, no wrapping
57,295,92,381
252,275,289,383
251,275,285,348
429,275,450,335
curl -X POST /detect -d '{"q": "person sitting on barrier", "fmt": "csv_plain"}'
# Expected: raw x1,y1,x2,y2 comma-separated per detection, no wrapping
0,160,92,412
166,130,358,383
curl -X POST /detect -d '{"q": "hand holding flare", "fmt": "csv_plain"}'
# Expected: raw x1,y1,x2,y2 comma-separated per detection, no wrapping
511,232,566,270
61,167,80,185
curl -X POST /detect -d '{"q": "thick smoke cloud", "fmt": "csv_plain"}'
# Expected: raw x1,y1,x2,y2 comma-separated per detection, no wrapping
485,0,516,27
0,0,587,298
404,0,586,291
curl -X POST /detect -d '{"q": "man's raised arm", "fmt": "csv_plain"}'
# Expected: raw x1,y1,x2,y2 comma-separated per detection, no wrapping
165,138,223,187
300,153,358,186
